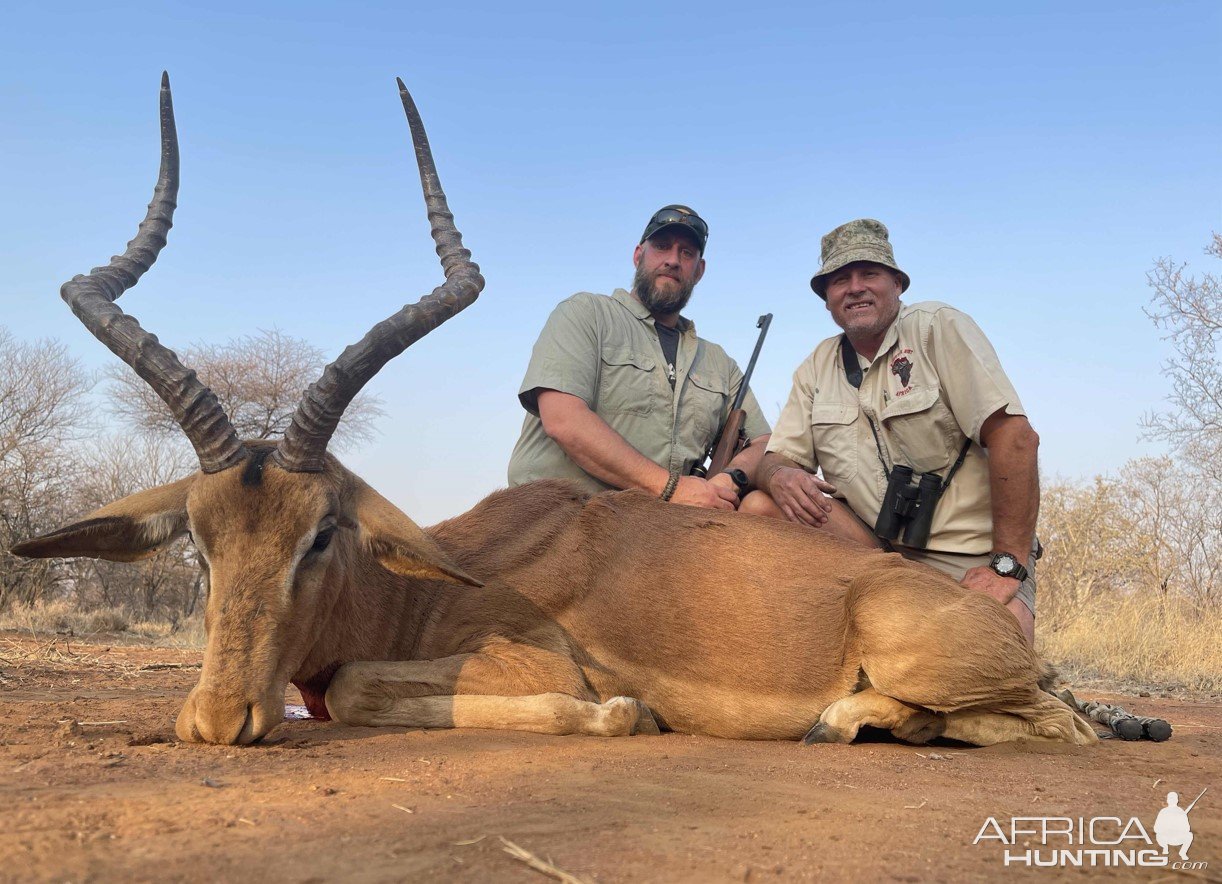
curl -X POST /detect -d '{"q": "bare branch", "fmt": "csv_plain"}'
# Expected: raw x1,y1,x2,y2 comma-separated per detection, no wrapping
1142,234,1222,484
106,329,384,451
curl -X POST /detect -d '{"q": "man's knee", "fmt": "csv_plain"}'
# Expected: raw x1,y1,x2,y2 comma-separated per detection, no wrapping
739,490,782,518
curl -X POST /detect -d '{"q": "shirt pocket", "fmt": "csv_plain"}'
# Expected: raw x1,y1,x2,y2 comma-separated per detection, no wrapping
809,403,858,484
880,387,957,475
598,348,657,416
685,370,730,448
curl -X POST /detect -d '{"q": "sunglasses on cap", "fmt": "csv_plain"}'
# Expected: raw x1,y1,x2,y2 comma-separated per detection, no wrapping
641,206,708,250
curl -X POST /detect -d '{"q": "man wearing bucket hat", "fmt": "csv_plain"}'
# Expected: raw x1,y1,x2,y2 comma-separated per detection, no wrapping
508,205,771,510
740,219,1041,643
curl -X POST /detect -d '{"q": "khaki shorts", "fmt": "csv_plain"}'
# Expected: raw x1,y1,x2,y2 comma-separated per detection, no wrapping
895,541,1038,617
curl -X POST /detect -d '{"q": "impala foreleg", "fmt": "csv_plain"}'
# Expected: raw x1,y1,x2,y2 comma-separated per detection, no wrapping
329,690,659,736
323,654,660,737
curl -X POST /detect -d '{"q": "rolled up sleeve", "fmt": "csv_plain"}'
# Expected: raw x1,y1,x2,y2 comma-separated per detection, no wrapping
518,295,600,416
925,308,1026,444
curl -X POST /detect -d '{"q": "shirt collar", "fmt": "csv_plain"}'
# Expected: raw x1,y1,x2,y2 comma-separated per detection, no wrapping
612,288,695,335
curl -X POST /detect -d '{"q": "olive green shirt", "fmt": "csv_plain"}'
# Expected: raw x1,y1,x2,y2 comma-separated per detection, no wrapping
767,301,1025,554
508,288,771,493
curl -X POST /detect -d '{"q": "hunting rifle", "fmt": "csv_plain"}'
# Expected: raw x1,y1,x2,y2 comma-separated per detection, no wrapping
692,313,772,479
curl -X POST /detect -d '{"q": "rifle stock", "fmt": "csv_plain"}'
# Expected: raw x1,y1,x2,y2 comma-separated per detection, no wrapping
707,409,746,476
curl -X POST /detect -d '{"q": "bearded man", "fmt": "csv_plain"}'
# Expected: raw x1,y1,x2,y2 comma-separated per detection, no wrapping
508,205,771,510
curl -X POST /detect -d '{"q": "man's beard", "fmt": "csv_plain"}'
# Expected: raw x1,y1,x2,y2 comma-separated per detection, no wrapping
632,264,696,317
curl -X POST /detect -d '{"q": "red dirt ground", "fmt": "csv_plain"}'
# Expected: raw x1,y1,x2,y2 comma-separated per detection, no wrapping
1,634,1217,883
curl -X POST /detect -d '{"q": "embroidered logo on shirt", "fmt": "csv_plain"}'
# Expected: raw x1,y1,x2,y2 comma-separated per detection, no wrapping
890,350,915,396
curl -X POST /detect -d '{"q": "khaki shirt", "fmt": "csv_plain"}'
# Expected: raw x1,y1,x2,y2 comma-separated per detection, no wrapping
509,288,771,493
767,301,1025,554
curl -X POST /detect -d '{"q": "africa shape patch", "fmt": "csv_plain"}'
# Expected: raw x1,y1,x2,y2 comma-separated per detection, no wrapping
890,348,915,397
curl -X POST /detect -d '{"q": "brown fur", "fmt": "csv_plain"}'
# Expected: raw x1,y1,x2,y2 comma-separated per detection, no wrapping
12,449,1095,747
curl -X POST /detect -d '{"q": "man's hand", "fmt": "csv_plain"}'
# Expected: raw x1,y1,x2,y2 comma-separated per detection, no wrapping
670,475,739,511
767,467,837,526
706,470,739,499
961,566,1020,605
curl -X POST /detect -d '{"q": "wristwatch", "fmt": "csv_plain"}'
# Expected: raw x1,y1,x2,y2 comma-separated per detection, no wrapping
988,552,1029,583
721,468,750,499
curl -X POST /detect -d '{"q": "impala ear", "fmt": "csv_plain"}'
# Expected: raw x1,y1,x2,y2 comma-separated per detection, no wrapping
10,476,195,563
351,480,483,587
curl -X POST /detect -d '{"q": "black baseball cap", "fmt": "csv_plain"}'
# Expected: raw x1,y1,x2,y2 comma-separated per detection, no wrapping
640,205,708,253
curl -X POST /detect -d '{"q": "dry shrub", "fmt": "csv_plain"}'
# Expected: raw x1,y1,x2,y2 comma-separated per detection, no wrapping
1038,593,1221,691
1038,461,1219,691
0,600,205,648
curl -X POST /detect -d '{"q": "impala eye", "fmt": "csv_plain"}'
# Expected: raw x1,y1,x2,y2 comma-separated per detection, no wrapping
311,527,335,553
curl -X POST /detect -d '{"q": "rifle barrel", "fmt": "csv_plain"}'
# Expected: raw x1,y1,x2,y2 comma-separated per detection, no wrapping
731,313,772,412
1185,787,1207,814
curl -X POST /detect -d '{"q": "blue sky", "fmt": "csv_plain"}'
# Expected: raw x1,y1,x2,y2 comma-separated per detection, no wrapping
2,1,1218,524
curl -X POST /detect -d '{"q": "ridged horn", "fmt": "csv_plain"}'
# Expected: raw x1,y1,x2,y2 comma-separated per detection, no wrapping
61,72,246,473
274,79,485,472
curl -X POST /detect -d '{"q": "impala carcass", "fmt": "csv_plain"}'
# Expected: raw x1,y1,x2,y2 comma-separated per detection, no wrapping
12,75,1096,749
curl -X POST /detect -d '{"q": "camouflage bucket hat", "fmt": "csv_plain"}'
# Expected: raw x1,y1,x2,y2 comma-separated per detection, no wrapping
810,218,910,299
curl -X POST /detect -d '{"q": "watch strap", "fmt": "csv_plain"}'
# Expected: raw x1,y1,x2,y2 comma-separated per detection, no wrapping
989,552,1029,583
721,468,750,498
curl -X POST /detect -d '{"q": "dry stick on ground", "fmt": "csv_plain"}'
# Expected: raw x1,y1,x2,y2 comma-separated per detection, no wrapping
499,837,591,884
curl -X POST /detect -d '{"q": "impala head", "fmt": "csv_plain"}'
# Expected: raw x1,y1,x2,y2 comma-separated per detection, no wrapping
11,74,484,745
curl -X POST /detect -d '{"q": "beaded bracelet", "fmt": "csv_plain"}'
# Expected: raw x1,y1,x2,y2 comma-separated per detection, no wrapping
660,470,681,502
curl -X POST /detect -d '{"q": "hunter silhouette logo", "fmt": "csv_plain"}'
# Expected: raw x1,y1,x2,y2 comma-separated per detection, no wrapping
890,353,913,388
1155,790,1203,860
973,786,1209,869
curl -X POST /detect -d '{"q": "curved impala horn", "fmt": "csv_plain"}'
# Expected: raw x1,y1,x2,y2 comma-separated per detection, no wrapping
274,78,486,473
62,72,246,473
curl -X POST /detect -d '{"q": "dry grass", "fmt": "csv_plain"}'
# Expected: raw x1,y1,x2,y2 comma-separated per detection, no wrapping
0,600,205,648
1039,593,1222,692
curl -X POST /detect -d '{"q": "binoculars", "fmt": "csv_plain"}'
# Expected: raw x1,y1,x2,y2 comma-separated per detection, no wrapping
873,465,945,549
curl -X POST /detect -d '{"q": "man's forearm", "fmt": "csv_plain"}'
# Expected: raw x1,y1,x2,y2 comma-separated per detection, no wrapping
981,415,1040,558
725,433,771,487
756,450,806,494
538,391,670,493
723,435,772,491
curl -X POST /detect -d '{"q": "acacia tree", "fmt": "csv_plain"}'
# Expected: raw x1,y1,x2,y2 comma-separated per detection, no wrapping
107,328,384,449
1144,234,1222,484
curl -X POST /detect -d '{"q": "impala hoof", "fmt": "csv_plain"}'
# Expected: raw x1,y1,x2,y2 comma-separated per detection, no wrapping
632,702,661,736
802,721,847,745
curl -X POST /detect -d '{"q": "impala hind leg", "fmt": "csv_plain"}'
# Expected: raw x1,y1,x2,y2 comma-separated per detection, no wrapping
846,562,1097,745
941,695,1098,746
802,687,944,745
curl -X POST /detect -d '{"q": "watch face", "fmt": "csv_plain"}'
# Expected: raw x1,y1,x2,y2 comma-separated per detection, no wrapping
993,554,1018,575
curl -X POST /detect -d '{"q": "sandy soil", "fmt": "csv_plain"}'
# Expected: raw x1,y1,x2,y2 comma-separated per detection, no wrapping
1,634,1217,883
